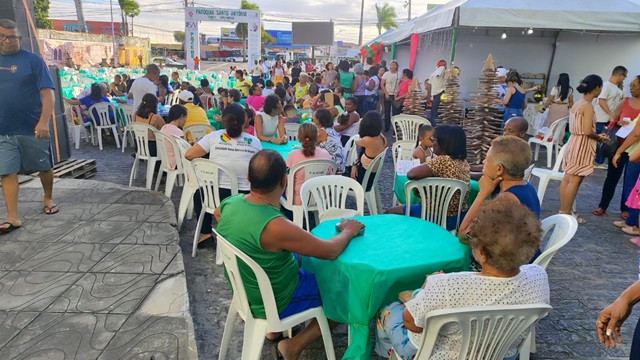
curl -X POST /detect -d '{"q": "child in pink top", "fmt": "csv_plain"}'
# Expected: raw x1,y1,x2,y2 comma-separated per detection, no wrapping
160,104,187,170
243,107,255,135
285,122,332,205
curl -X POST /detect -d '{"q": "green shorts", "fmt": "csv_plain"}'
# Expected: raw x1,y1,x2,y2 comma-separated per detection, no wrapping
0,135,52,175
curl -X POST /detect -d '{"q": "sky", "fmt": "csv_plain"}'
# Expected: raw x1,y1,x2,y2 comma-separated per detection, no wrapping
48,0,451,44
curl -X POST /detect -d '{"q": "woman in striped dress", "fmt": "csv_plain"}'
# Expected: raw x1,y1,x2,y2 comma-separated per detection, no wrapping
560,75,608,223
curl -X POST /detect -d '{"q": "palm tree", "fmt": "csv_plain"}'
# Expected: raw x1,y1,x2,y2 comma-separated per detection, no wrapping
73,0,87,32
375,2,398,36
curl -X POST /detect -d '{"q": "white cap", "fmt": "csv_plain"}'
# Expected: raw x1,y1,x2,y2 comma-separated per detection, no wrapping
496,68,508,77
177,91,194,102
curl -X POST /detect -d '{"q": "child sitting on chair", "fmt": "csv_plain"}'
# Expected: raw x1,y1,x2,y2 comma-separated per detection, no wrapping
412,124,435,164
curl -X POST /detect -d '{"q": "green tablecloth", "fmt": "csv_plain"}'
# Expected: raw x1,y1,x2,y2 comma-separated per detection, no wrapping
303,214,470,359
260,140,301,159
394,174,480,207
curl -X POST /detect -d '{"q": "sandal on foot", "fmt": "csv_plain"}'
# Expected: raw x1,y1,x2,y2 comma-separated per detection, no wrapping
0,222,21,235
44,204,59,215
592,208,605,216
622,211,629,220
613,220,627,228
622,226,639,236
630,237,640,247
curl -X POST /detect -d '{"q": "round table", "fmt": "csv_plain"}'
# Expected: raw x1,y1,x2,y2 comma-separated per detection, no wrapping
260,140,301,159
303,214,470,359
394,174,480,207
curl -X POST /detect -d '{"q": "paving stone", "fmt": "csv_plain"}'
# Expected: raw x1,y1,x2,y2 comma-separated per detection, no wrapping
98,315,197,360
16,242,116,272
136,273,189,317
121,222,179,245
147,202,178,225
23,202,111,221
0,271,82,311
90,244,180,274
0,241,54,270
57,220,140,244
115,190,168,205
92,203,162,222
0,311,39,348
0,217,80,243
0,312,127,359
59,188,129,204
47,273,159,314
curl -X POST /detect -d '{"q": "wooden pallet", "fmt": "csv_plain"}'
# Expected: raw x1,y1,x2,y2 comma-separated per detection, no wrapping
31,159,97,179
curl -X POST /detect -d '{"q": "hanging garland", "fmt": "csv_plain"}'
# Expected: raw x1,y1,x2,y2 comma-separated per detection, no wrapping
360,41,384,65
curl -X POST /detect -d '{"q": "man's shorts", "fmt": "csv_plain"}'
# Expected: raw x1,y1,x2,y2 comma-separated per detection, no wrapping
0,135,52,176
278,269,322,319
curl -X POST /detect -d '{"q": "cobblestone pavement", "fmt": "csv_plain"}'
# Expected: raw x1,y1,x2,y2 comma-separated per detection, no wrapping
0,177,197,359
59,134,640,359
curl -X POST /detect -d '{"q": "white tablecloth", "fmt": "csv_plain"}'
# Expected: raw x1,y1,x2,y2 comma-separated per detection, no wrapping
523,103,546,136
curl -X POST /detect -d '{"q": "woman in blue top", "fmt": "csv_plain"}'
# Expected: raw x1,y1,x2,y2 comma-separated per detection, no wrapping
63,83,114,125
459,136,541,262
496,71,527,124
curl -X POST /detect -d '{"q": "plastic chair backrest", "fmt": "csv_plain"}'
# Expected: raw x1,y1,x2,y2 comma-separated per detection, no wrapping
551,145,567,172
118,104,135,128
184,124,213,143
171,89,181,105
534,214,578,269
415,304,552,360
540,116,568,143
283,159,336,208
200,93,214,111
65,103,84,126
154,131,183,173
88,102,115,127
404,177,468,230
300,175,364,219
343,134,361,167
392,140,416,170
129,122,158,159
361,148,388,193
523,164,535,182
214,229,283,327
173,137,199,189
284,123,301,142
191,158,239,212
392,114,429,142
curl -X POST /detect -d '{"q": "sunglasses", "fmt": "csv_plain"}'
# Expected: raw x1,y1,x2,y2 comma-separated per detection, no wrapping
0,35,20,42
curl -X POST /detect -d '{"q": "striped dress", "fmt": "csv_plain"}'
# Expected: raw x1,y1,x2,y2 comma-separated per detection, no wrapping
562,100,597,176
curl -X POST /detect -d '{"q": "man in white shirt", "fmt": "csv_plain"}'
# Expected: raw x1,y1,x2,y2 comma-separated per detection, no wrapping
260,59,270,80
426,60,447,126
594,65,627,165
127,64,159,110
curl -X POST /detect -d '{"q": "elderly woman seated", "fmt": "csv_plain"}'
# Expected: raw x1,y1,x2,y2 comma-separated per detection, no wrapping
375,198,550,359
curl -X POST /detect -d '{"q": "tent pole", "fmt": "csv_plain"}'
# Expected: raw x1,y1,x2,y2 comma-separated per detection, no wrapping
450,26,459,64
545,31,560,92
391,43,396,60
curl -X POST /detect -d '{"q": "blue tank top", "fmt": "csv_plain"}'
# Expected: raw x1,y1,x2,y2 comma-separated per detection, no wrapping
504,182,540,218
506,87,526,110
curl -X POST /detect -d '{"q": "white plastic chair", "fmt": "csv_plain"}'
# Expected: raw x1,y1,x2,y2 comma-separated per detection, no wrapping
200,93,214,111
65,103,93,149
392,140,416,205
191,158,238,261
154,132,184,198
284,123,301,142
184,123,214,143
88,102,120,150
174,137,199,230
391,114,429,142
523,163,535,182
300,175,364,230
215,230,336,360
119,105,135,152
170,89,181,105
128,122,159,190
517,214,577,360
392,304,551,360
404,178,468,233
357,148,387,215
281,159,336,228
528,116,568,168
343,134,360,168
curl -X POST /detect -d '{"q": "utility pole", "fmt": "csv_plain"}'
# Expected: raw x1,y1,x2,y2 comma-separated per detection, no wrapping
358,0,365,46
74,0,88,32
405,0,412,21
110,0,118,67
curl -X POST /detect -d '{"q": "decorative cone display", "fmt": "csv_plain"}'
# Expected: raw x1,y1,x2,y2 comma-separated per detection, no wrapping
437,66,464,126
467,54,503,164
402,78,427,117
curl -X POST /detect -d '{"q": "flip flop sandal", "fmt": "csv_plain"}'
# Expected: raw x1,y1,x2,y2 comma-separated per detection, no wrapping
44,204,59,215
630,237,640,247
613,220,627,228
592,208,605,216
622,226,639,236
0,222,21,235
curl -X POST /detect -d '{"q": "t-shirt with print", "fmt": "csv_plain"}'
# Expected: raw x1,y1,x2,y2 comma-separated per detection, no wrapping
405,264,549,359
594,81,624,123
197,130,262,191
426,155,470,215
130,77,157,111
285,148,332,205
160,124,184,170
0,49,55,135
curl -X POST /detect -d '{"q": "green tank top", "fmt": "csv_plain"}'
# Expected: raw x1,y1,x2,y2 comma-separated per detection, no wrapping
216,194,299,319
339,71,354,95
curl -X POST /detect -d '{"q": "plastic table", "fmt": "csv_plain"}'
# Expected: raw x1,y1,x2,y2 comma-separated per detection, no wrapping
260,140,301,159
394,174,480,207
303,214,470,359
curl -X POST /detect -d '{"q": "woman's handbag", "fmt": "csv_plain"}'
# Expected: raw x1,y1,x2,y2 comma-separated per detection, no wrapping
599,126,620,159
392,98,403,110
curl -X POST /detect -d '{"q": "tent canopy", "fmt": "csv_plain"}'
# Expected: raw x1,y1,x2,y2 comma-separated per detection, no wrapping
377,0,640,44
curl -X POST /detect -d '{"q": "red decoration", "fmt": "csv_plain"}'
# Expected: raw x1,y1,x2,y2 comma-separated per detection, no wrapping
361,41,383,65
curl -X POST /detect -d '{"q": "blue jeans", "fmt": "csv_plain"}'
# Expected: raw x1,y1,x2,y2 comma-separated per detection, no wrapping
503,108,523,124
595,123,606,164
624,161,640,227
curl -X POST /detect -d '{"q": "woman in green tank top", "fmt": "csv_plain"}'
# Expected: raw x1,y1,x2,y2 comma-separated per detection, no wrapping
337,60,354,98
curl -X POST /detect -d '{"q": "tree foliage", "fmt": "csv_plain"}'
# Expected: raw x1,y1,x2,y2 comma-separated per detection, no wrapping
118,0,140,35
375,2,398,35
173,31,185,44
34,0,52,29
235,0,276,56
